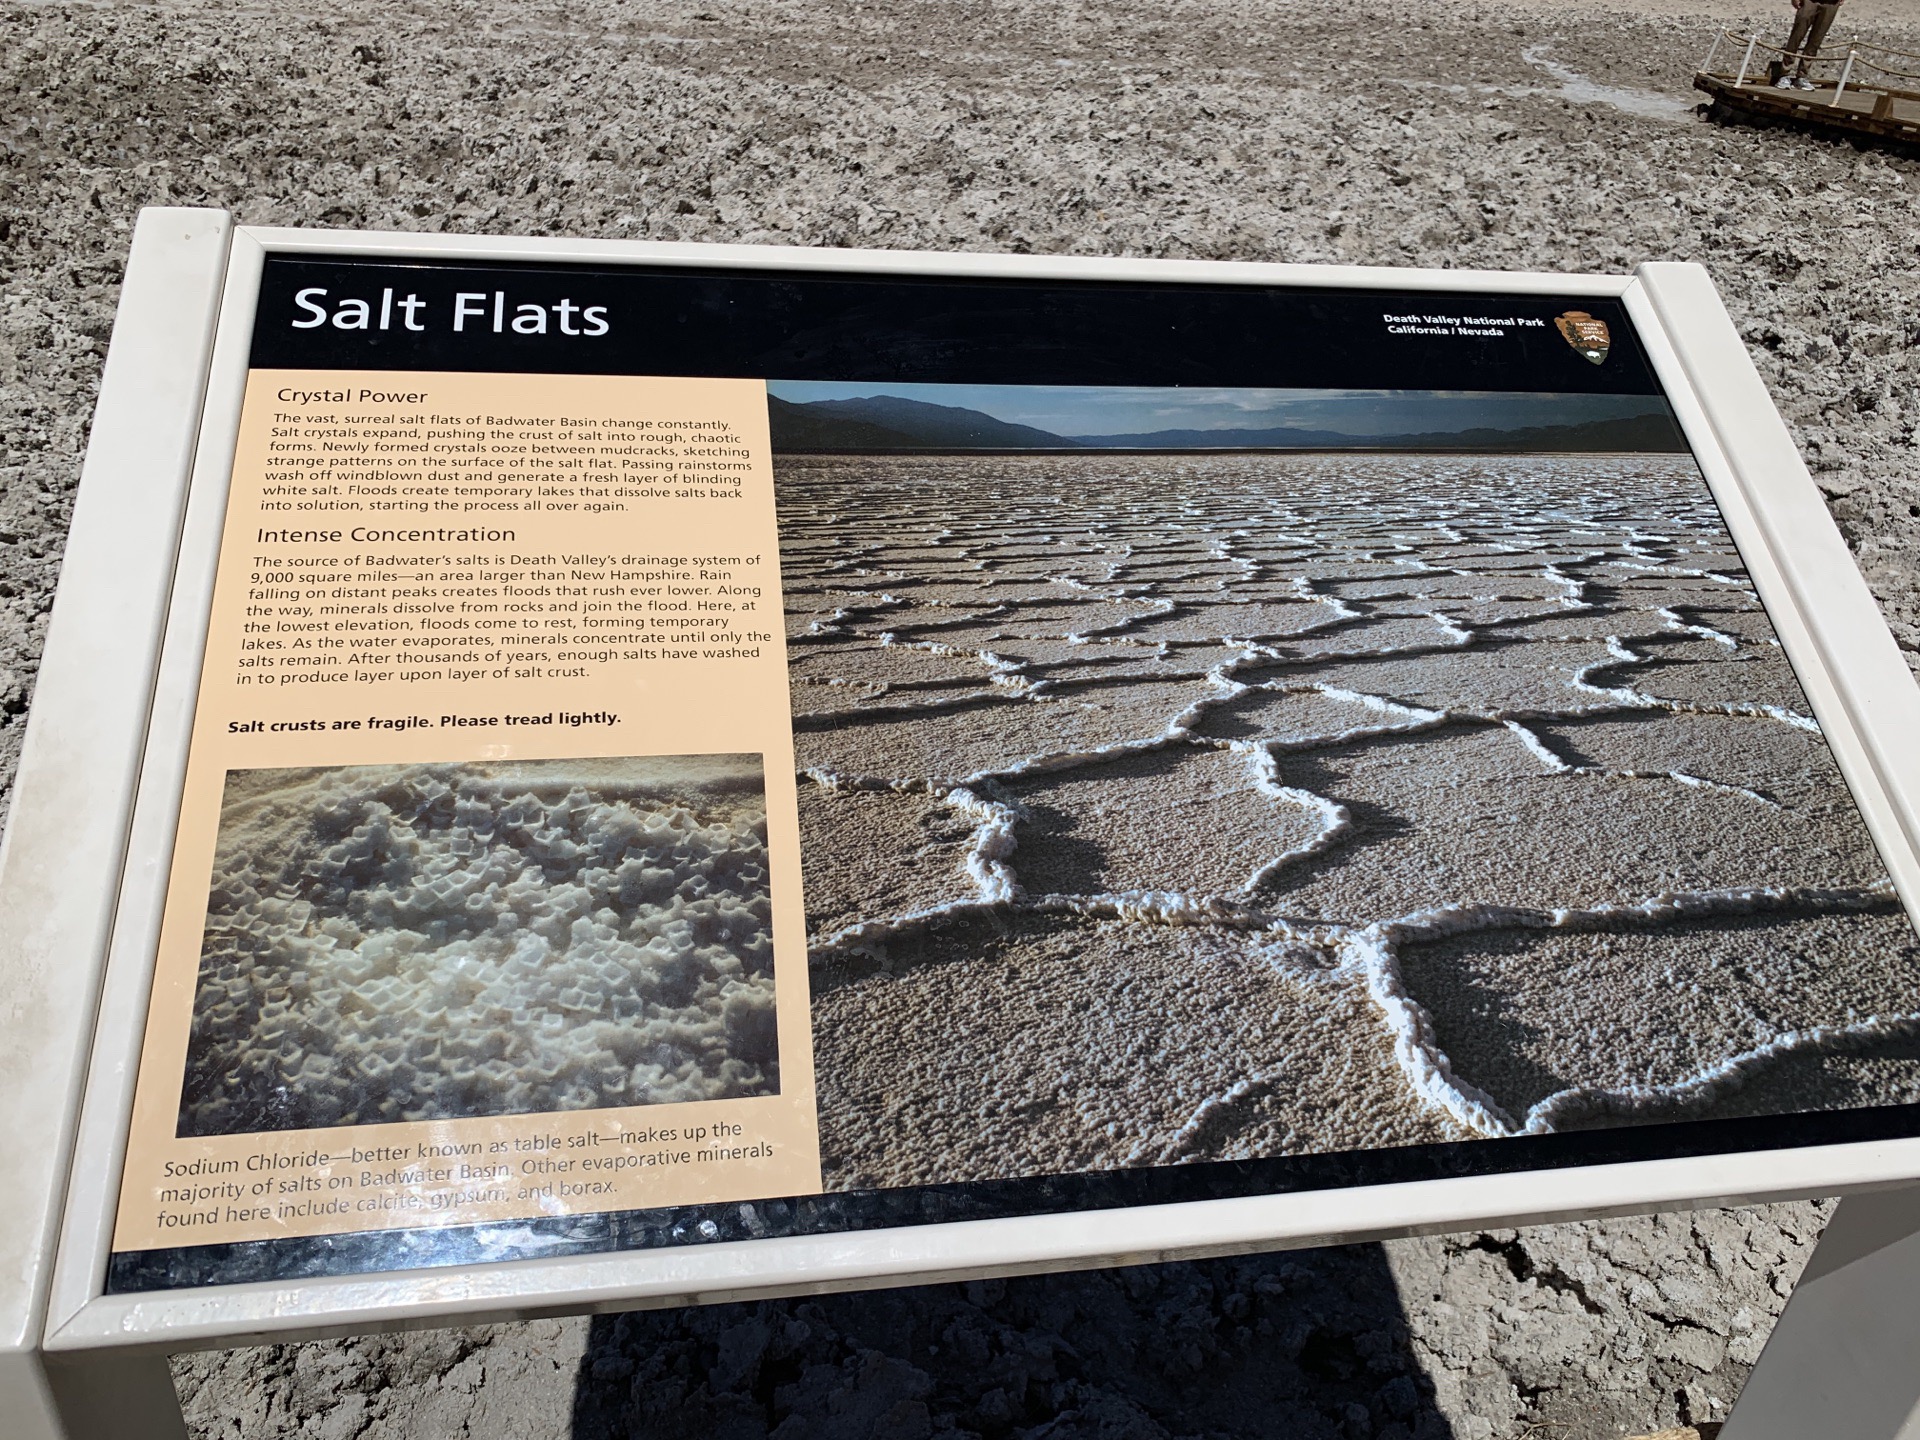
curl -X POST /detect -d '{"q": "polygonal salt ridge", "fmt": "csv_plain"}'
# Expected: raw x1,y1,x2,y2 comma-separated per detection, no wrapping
1341,883,1910,1140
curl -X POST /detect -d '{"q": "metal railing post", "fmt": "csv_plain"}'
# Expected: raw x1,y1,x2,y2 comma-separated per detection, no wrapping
1735,31,1760,88
1702,29,1723,75
1832,47,1856,103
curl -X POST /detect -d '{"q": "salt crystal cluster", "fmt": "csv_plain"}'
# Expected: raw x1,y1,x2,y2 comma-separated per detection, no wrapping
178,758,776,1136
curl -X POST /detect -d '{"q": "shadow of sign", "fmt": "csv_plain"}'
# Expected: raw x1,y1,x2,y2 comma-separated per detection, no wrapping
570,1243,1453,1438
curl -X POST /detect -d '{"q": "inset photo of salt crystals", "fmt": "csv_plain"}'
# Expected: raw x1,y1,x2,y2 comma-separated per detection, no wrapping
178,753,776,1136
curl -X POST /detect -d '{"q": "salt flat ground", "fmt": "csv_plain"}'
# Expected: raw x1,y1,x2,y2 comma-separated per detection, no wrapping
785,453,1916,1188
3,0,1918,1435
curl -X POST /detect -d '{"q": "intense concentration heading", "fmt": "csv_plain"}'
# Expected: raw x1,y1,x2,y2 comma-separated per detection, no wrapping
255,527,517,544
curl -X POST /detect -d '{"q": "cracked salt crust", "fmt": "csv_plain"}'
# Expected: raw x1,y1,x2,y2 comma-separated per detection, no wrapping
778,451,1918,1185
1354,887,1917,1138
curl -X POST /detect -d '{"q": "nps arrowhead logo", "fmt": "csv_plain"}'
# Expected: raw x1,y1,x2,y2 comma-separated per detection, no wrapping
1555,311,1611,365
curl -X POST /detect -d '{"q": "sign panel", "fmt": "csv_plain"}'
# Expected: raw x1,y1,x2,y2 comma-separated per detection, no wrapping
103,254,1920,1292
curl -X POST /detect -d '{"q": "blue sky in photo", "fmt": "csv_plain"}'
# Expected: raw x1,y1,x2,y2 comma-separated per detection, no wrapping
766,381,1672,438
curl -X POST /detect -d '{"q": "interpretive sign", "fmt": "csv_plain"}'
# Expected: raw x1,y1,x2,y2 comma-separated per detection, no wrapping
18,221,1920,1374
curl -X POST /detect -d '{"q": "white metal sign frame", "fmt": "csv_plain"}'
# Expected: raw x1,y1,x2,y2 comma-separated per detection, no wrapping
7,213,1920,1427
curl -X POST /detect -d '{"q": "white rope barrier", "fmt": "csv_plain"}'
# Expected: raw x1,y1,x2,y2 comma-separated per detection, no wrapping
1703,25,1920,82
1701,24,1920,92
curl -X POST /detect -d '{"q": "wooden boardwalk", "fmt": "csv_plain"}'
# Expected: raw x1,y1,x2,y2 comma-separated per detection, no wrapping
1696,32,1920,150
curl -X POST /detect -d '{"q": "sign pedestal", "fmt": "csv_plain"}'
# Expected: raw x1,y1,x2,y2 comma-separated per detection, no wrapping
1724,1185,1920,1439
0,207,229,1440
2,1350,188,1440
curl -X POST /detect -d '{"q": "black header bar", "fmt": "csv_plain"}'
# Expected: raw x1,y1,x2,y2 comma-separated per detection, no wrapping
251,255,1664,396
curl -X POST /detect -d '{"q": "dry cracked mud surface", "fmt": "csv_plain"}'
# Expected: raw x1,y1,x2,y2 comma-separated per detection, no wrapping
4,0,1918,1435
783,451,1915,1191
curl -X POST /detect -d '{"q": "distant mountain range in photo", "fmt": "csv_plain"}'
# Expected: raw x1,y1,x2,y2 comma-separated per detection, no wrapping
767,394,1688,454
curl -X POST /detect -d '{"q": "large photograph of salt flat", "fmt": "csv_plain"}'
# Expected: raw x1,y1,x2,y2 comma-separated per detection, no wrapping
770,383,1920,1192
179,753,777,1136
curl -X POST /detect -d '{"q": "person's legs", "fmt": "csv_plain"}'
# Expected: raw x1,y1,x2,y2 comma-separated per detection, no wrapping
1793,2,1840,78
1779,5,1819,86
1784,4,1818,65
